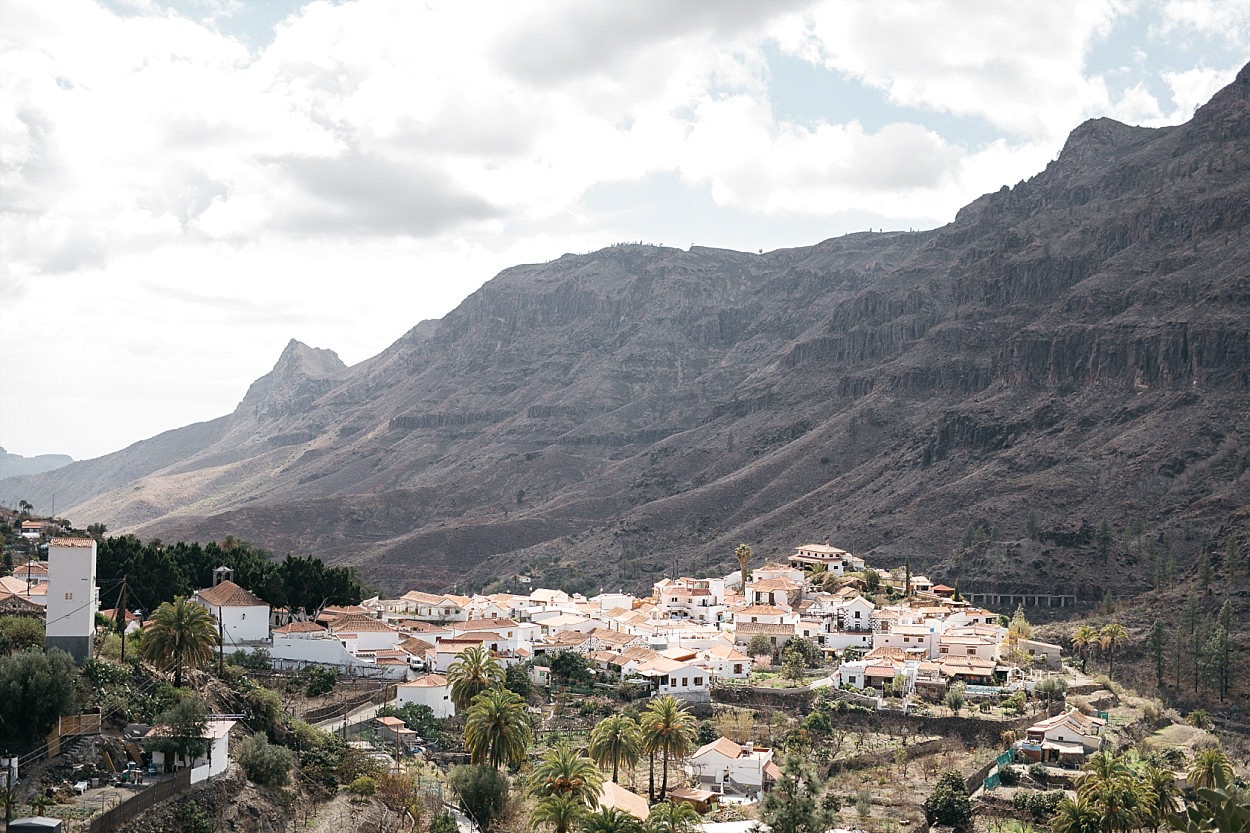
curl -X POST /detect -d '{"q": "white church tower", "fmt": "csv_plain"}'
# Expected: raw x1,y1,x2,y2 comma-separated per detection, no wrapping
45,537,99,663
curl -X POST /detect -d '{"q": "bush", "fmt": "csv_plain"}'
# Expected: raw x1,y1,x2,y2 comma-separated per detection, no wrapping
238,733,295,787
175,799,213,833
229,649,272,671
448,765,510,831
997,766,1019,787
430,811,459,833
347,775,378,796
304,666,337,698
0,648,78,747
923,771,972,830
1027,762,1049,785
1011,790,1064,820
1185,709,1212,729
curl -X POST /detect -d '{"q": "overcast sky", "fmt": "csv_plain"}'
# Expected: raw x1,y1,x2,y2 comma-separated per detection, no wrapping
2,0,1247,461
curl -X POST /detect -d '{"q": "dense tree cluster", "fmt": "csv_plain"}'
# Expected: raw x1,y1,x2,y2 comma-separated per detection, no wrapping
96,534,367,614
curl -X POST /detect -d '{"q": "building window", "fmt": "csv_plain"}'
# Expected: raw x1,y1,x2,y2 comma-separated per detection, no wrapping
65,592,73,600
967,648,976,656
694,677,703,686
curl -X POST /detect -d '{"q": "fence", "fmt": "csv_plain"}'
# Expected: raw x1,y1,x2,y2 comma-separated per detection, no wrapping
89,767,192,833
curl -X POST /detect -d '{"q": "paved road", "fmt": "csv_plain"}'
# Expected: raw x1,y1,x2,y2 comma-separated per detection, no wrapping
311,700,385,731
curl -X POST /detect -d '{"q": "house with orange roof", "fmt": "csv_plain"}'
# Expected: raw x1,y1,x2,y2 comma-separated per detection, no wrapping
396,672,455,718
687,736,780,797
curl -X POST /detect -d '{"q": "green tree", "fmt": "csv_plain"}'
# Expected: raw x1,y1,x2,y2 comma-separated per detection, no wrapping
448,645,504,711
376,702,442,738
923,770,972,830
644,801,700,833
1035,675,1068,711
582,806,643,833
140,596,218,688
1100,622,1128,680
784,636,823,667
944,682,966,716
550,651,594,687
640,695,695,802
1072,624,1098,672
449,765,510,832
532,793,586,833
735,543,752,585
757,754,837,833
1187,748,1234,792
0,616,44,654
1148,620,1167,688
237,733,295,787
531,740,604,806
430,812,460,833
505,662,533,699
1050,794,1102,833
145,696,210,765
589,714,642,783
745,632,775,661
464,687,531,769
1224,535,1242,575
0,648,77,747
781,648,806,685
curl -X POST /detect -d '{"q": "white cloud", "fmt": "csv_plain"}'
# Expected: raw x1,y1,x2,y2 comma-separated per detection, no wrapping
0,0,1243,458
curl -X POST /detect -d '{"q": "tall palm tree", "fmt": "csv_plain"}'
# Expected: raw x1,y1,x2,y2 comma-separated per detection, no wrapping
532,793,587,833
531,740,604,806
589,714,642,783
735,544,752,586
448,644,504,712
1072,625,1098,672
640,696,695,802
140,597,218,687
1138,763,1180,833
1100,622,1128,680
1049,794,1102,833
581,807,643,833
1187,748,1234,791
645,801,700,833
1077,751,1132,800
464,687,531,769
1094,779,1143,833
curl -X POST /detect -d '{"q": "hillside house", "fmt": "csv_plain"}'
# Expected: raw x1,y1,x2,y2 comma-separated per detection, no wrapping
1016,708,1105,765
146,718,235,783
193,575,269,647
687,737,780,797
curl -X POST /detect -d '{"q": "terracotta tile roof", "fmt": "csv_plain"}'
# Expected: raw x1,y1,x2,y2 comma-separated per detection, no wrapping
196,579,266,608
273,621,326,635
50,537,95,548
733,622,794,635
733,604,789,617
459,617,519,630
400,673,449,688
399,637,435,656
328,613,396,633
693,737,748,759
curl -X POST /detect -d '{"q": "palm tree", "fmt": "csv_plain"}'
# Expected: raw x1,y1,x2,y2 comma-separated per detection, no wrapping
140,597,218,687
1187,748,1234,791
1072,624,1098,672
1077,751,1132,800
1050,794,1102,833
581,807,643,833
589,714,642,783
532,793,587,833
1100,622,1128,680
645,801,700,833
640,696,695,802
735,544,752,586
1094,779,1143,833
448,644,504,712
464,687,531,769
1139,763,1180,832
531,740,604,806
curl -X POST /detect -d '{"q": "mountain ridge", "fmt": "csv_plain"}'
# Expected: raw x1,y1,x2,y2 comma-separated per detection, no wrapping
3,65,1248,596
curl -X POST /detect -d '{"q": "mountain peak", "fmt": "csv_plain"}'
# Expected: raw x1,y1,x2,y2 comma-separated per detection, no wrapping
237,340,347,420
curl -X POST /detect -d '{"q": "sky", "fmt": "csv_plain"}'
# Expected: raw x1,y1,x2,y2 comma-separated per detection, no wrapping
1,0,1248,462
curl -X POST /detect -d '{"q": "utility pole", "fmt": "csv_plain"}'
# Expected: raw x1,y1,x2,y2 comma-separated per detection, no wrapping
118,578,127,664
218,613,225,677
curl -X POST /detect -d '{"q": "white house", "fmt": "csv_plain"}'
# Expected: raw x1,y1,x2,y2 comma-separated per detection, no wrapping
146,718,235,784
696,641,753,680
326,613,401,654
629,656,710,700
687,737,780,796
396,673,455,719
193,576,270,647
787,544,864,576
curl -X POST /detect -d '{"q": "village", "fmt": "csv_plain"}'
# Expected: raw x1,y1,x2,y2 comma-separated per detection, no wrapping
4,531,1204,833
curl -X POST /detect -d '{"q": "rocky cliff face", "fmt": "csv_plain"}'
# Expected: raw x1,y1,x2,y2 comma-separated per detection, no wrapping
5,66,1248,597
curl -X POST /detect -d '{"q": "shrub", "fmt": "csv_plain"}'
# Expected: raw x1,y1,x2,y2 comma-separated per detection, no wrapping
1027,762,1049,785
923,771,972,830
347,776,378,796
998,766,1019,787
0,648,77,746
430,812,459,833
1185,709,1212,729
1011,790,1064,820
304,666,337,698
175,799,213,833
230,649,272,671
238,733,295,787
449,765,510,832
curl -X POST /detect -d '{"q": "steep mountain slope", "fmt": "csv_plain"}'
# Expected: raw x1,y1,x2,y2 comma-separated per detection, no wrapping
4,66,1248,597
0,447,73,479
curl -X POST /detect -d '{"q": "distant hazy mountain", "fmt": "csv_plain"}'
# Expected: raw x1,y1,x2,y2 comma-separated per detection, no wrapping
0,446,73,480
4,64,1248,598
